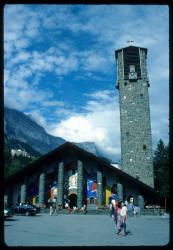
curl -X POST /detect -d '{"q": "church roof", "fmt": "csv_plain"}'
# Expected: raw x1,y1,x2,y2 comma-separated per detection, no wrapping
5,141,156,195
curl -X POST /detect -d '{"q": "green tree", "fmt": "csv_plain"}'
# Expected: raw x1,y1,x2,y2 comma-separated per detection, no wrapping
5,155,40,177
153,139,169,210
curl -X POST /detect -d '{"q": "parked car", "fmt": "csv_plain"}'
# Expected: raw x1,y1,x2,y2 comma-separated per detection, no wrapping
11,203,38,216
32,205,40,213
4,207,13,219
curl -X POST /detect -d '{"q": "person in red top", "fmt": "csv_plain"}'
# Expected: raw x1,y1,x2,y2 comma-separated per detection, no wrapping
114,201,122,235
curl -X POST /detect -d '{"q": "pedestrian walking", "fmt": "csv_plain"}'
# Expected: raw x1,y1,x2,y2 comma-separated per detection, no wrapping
48,198,53,215
114,201,122,235
81,204,87,214
52,197,57,214
118,201,128,236
111,193,119,218
65,201,69,209
127,197,135,215
111,198,116,218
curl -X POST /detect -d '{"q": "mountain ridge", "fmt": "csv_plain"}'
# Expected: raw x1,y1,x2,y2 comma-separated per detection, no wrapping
4,106,101,158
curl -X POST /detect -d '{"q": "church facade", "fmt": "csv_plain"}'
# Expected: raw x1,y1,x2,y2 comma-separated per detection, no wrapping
4,142,157,210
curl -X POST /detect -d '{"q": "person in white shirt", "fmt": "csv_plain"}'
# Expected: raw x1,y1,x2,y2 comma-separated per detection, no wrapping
111,199,116,218
118,202,127,236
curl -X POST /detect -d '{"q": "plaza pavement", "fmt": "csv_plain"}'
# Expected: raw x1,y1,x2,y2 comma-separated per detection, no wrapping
4,213,170,246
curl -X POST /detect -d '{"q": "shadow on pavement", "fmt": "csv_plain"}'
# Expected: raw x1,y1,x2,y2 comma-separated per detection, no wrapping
4,218,18,222
126,230,133,236
117,231,133,236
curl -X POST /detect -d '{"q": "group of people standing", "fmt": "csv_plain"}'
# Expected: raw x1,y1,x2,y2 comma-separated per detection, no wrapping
111,197,128,236
48,198,87,215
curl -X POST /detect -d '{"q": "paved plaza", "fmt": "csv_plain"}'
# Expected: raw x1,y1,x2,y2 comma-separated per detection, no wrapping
4,213,170,246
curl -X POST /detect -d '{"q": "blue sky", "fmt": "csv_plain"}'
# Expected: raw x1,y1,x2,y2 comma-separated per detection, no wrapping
4,4,169,162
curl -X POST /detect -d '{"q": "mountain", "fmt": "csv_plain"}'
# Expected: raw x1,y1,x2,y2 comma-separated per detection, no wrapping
4,107,100,157
5,135,41,158
4,107,65,154
74,141,99,156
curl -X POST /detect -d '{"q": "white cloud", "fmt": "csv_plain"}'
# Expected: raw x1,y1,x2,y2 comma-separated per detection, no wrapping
80,51,110,73
4,44,80,110
53,116,107,142
43,101,65,107
53,108,76,119
25,110,47,128
85,90,115,101
48,90,121,161
4,5,36,57
10,51,31,65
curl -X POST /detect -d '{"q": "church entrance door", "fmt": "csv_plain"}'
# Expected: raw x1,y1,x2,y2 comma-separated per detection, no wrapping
68,193,77,208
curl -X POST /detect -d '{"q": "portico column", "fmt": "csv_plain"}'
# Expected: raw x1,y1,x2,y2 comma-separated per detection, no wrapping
4,194,8,207
77,160,83,208
138,195,144,209
117,183,123,201
4,187,12,207
39,173,46,206
97,170,103,207
57,162,64,207
20,184,27,204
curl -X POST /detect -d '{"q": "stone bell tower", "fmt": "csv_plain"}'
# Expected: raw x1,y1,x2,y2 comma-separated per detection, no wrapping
115,45,154,188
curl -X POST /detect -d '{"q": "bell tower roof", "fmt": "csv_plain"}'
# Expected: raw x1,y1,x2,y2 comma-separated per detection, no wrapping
115,45,147,58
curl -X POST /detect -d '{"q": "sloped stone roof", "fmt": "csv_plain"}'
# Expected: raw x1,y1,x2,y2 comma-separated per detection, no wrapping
5,141,156,196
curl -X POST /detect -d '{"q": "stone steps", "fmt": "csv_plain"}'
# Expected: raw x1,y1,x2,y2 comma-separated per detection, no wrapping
40,208,165,216
140,208,165,216
40,208,110,215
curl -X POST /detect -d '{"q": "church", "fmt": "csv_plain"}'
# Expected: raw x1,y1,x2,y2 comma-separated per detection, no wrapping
4,45,158,210
4,142,157,210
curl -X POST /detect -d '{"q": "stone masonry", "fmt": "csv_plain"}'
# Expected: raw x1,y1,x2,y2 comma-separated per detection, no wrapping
115,46,154,187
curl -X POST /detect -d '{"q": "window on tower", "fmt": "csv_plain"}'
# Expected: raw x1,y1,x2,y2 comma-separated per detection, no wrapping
143,145,146,150
123,47,142,79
